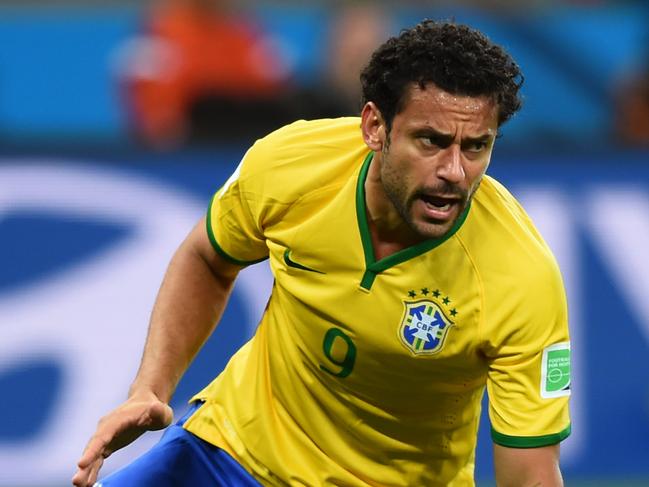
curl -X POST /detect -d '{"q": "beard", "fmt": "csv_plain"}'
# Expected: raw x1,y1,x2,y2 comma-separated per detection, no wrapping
380,151,476,241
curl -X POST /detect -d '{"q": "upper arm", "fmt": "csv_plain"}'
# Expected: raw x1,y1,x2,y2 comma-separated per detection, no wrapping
482,252,570,485
205,153,270,266
485,258,571,448
187,215,244,284
493,443,563,487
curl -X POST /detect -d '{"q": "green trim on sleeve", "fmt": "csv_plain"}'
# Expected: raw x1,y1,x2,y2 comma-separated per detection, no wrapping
491,424,571,448
205,194,268,267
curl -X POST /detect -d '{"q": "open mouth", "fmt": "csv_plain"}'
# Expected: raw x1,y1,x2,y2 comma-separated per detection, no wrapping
414,193,464,223
420,195,460,212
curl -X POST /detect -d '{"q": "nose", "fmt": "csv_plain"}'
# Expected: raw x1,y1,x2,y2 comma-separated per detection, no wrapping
436,144,465,184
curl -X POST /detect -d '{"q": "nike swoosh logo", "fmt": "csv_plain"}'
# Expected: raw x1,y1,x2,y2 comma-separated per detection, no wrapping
283,249,325,274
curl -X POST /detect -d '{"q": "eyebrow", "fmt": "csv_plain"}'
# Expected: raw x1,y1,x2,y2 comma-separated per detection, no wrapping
414,128,494,147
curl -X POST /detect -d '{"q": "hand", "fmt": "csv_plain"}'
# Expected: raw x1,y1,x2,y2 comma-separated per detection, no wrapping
71,393,174,487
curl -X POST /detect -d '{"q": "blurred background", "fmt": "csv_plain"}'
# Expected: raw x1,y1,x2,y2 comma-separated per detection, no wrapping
1,0,648,486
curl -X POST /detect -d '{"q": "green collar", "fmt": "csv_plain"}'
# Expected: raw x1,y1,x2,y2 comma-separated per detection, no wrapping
355,152,471,290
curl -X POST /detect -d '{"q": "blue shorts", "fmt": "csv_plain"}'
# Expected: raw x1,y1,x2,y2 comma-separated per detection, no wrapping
97,402,261,487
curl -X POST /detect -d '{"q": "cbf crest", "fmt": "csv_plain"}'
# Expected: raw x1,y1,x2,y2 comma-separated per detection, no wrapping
398,288,456,355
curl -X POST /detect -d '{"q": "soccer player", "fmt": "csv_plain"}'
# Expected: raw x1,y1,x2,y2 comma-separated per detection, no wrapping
73,20,571,487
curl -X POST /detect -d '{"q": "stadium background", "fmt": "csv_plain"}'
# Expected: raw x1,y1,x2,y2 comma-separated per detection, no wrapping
1,1,648,486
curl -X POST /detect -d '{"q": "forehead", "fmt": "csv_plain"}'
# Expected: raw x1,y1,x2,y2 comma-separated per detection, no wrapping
395,83,499,134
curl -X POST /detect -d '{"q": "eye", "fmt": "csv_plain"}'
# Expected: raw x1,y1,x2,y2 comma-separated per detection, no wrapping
464,140,489,153
420,136,438,147
419,135,450,149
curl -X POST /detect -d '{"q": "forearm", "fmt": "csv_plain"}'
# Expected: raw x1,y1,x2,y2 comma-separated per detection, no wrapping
129,219,240,403
494,443,563,487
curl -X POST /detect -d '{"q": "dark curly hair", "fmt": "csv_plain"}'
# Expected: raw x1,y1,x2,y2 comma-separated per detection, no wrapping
360,20,523,130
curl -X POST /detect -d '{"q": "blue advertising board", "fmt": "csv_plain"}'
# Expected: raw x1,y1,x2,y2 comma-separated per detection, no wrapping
0,150,648,485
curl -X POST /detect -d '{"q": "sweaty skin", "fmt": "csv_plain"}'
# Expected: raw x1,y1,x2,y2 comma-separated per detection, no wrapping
362,83,498,259
72,220,242,487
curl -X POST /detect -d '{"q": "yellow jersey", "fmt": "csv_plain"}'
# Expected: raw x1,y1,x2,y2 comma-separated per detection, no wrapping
184,118,571,486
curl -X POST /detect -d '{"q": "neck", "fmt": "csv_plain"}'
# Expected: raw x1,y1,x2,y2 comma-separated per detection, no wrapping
364,153,425,260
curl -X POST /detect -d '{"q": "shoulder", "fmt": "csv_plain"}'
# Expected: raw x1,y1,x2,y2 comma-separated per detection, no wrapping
226,117,369,227
254,117,363,152
472,176,536,231
469,175,556,264
238,117,368,200
463,175,565,300
464,177,568,346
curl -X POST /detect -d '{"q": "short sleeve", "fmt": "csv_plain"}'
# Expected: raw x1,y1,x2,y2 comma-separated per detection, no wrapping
206,154,269,265
485,261,571,448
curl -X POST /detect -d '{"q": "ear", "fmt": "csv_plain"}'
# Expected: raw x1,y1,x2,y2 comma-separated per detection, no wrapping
360,102,386,152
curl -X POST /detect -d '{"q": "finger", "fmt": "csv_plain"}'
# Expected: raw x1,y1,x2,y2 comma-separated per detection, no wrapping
77,436,108,469
71,467,85,487
87,456,105,487
71,457,104,487
71,460,96,487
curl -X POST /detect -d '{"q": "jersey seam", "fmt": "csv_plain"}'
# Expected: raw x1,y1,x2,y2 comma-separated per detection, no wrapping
454,231,486,348
284,180,349,215
238,182,347,235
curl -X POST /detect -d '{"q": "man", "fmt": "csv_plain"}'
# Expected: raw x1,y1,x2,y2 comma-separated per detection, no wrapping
73,20,571,487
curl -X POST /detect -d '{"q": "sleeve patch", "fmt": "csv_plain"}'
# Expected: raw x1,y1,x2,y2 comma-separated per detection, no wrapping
541,341,571,398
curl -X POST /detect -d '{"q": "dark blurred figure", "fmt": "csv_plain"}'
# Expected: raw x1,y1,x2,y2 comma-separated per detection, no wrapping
115,0,393,149
316,5,390,117
615,67,649,146
614,19,649,147
116,0,293,149
238,4,391,125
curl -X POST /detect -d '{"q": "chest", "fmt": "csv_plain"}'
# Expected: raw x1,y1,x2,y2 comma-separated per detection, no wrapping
264,191,486,396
